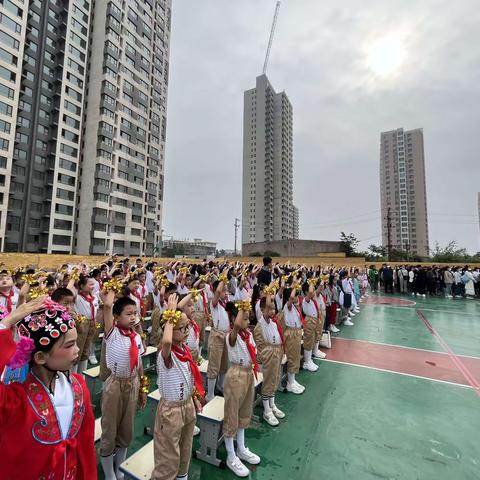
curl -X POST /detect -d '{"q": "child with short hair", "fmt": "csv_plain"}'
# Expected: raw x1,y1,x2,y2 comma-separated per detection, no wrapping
253,296,285,427
151,294,204,480
206,279,230,401
223,301,261,477
74,274,99,371
0,270,19,314
100,290,147,480
281,285,306,394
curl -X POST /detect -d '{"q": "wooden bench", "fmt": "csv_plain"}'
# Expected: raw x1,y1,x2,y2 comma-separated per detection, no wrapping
119,440,154,480
94,417,102,443
83,366,100,403
145,389,161,436
195,395,225,467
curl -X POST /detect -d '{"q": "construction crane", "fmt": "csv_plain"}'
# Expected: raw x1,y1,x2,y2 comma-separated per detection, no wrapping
262,1,281,75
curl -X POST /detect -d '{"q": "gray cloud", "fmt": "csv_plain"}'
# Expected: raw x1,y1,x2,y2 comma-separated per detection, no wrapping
163,0,480,253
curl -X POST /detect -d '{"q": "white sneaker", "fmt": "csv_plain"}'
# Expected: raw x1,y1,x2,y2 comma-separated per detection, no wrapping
422,294,426,297
88,355,98,365
227,456,250,477
348,312,356,318
263,411,279,426
344,319,354,326
313,350,326,359
329,325,340,333
286,382,303,394
303,360,318,372
193,425,200,436
271,404,285,418
237,447,261,465
294,380,305,392
354,308,360,313
336,307,341,312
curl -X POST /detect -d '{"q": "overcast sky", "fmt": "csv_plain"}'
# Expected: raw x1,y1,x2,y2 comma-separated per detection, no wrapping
162,0,480,254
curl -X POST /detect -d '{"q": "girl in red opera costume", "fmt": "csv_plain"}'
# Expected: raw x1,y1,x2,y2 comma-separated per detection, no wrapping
0,296,97,480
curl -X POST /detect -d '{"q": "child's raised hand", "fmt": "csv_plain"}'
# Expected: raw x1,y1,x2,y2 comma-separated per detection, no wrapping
167,293,178,310
101,289,115,307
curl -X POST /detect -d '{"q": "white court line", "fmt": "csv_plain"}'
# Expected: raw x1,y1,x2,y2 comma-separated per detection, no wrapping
414,307,480,317
363,301,417,308
322,359,473,390
364,304,480,317
333,337,480,361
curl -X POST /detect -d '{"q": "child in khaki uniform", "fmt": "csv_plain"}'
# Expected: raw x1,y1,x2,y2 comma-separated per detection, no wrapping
206,280,230,401
151,294,204,480
253,296,286,426
100,290,148,480
223,301,261,477
301,282,326,372
281,286,306,395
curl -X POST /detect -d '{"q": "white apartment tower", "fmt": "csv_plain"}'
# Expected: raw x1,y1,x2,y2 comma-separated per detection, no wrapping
242,74,298,246
0,0,91,253
380,127,429,257
77,0,171,256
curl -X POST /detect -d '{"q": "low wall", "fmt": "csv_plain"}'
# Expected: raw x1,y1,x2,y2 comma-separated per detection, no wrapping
242,240,343,257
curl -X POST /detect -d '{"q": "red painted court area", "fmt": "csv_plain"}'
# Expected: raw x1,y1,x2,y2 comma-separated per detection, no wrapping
324,337,480,388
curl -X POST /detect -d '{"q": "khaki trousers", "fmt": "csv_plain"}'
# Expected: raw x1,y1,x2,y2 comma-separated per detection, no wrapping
223,364,255,438
192,311,207,343
100,375,139,456
150,307,162,347
316,313,325,342
206,328,228,378
151,398,196,480
284,327,302,374
76,317,95,362
303,315,318,351
259,344,283,397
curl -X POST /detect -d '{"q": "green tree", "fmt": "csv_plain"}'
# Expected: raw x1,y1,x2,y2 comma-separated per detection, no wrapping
340,232,359,256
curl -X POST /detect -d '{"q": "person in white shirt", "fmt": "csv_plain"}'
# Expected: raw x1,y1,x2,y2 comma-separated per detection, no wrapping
253,296,286,427
223,301,261,477
151,294,204,480
280,286,305,395
206,280,231,401
99,291,147,480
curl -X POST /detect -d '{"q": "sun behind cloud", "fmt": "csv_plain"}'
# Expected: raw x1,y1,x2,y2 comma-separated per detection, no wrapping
365,32,407,77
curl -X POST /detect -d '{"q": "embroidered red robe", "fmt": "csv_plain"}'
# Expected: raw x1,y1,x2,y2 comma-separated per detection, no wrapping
0,329,97,479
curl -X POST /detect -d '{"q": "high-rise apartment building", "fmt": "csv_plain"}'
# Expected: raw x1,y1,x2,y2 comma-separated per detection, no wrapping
77,0,171,256
380,127,429,257
1,0,91,253
242,74,298,247
0,0,171,255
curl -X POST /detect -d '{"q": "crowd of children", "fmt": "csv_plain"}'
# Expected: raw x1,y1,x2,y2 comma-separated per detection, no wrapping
0,254,399,480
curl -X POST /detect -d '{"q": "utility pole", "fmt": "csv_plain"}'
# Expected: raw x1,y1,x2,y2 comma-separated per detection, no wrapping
386,207,392,262
234,218,240,256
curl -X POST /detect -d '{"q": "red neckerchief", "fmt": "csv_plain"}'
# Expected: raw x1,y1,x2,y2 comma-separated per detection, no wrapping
117,326,139,372
0,290,14,313
132,291,146,318
189,316,200,338
79,292,95,319
294,304,307,328
171,344,205,400
238,329,259,379
200,290,209,315
139,283,146,297
271,314,285,350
